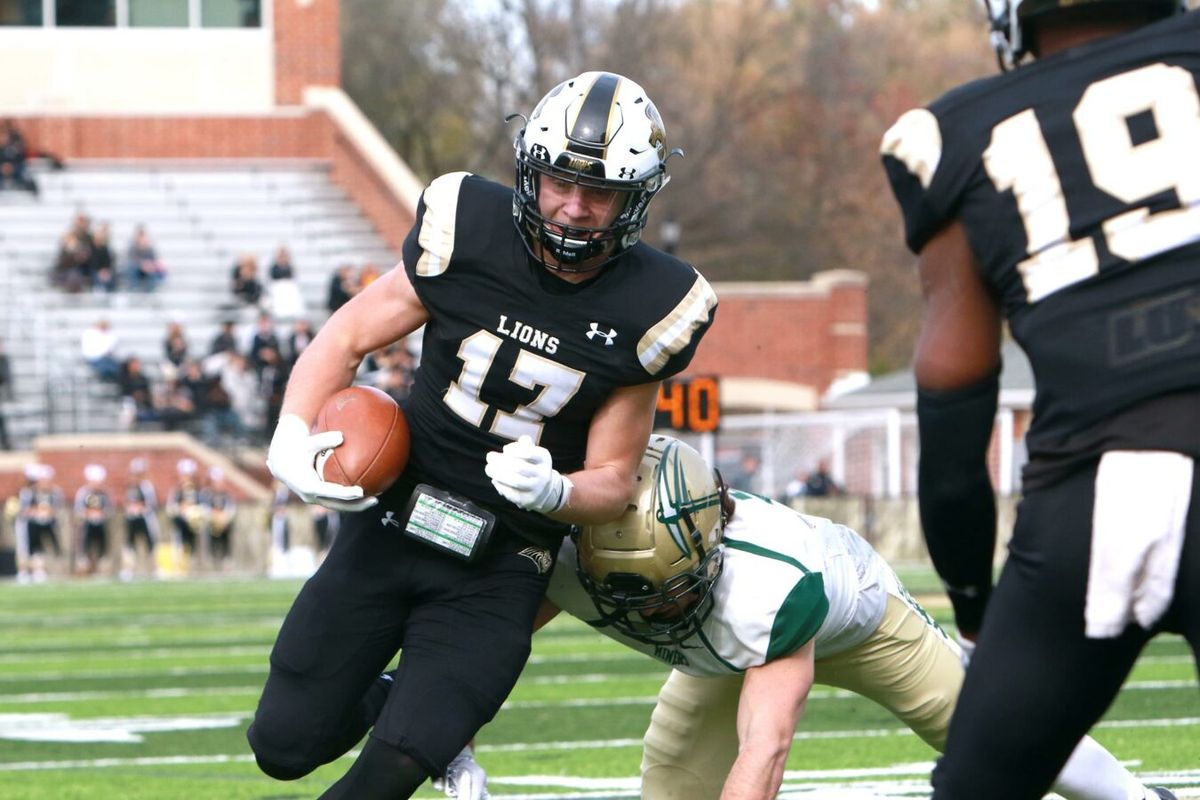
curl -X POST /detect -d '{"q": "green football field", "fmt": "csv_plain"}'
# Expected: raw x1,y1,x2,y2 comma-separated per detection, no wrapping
0,572,1196,799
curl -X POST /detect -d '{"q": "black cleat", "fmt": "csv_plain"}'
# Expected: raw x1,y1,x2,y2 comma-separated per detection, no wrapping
1150,788,1177,800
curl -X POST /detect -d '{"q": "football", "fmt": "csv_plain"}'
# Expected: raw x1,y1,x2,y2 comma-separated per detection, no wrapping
313,385,410,497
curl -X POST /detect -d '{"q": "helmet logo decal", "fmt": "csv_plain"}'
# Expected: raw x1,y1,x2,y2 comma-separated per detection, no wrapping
655,441,720,558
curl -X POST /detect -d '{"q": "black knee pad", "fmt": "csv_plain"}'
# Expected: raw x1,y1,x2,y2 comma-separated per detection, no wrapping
247,721,316,781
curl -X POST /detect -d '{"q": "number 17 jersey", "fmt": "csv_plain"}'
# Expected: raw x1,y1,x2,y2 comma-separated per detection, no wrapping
400,172,717,545
881,11,1200,483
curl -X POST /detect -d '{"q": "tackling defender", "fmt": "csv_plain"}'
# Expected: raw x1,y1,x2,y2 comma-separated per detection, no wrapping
455,437,1172,800
881,1,1199,796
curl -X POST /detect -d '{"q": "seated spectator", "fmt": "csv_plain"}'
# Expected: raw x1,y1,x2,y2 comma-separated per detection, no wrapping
162,321,189,380
124,225,166,292
248,312,279,374
209,319,239,357
80,318,121,382
156,377,195,432
231,255,263,306
0,119,38,196
266,246,306,321
89,222,117,293
326,264,357,312
117,356,158,429
179,359,242,443
286,318,314,365
53,214,94,293
257,345,288,436
218,352,262,440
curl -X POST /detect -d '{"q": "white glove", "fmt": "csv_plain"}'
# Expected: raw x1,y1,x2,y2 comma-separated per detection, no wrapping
266,414,378,512
432,745,489,800
956,633,976,669
484,435,572,514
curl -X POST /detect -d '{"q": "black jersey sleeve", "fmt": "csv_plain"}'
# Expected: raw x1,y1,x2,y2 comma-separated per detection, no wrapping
630,258,717,381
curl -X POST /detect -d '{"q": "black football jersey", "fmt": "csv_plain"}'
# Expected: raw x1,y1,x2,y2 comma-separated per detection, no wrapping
400,172,717,545
882,11,1200,467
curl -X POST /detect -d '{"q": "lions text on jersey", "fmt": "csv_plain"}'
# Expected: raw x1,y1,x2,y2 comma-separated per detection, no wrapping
401,172,717,546
882,11,1200,483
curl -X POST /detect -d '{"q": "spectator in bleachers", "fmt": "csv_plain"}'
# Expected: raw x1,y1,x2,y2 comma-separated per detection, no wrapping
0,119,38,196
209,319,239,357
181,358,243,444
257,344,287,437
53,214,94,293
286,318,314,365
364,342,415,404
162,320,189,380
117,355,158,430
89,222,116,293
248,312,279,373
266,246,306,321
218,352,261,441
74,464,113,576
157,376,196,432
80,318,121,382
124,225,165,292
0,338,13,450
326,264,357,313
231,254,264,306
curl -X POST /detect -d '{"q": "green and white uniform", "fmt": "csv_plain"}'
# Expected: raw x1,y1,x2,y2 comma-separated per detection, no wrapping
548,490,901,675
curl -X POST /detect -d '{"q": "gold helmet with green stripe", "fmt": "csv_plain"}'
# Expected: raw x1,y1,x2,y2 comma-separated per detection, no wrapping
576,435,728,645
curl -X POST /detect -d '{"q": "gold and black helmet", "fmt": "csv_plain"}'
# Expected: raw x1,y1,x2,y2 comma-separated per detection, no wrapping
576,435,727,646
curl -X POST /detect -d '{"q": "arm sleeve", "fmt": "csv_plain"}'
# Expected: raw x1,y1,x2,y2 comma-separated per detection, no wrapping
916,372,1000,636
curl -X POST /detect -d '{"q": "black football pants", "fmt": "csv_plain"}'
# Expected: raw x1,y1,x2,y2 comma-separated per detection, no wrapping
246,494,552,796
931,459,1200,799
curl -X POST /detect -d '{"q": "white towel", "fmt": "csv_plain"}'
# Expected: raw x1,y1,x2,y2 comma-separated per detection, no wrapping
1085,451,1193,639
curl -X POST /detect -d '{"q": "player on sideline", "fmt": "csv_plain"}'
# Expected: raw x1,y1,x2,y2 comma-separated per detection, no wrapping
448,436,1166,800
880,1,1198,797
247,71,716,800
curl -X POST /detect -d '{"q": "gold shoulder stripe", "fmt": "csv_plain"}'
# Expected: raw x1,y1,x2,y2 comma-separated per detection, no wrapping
637,271,718,376
880,108,942,190
415,172,470,278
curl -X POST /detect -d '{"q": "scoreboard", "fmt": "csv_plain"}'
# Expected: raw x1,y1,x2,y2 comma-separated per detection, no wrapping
654,376,720,433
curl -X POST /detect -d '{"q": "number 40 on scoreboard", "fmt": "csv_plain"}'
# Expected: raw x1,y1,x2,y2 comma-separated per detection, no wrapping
655,376,720,433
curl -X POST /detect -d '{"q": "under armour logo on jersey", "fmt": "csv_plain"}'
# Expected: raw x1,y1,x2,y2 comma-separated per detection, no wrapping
586,323,618,346
380,511,401,529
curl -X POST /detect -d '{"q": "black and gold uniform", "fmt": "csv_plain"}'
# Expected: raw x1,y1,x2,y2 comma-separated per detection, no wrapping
882,8,1200,798
249,172,715,788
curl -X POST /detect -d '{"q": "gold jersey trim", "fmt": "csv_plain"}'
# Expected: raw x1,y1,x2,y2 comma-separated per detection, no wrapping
415,171,470,277
637,271,718,376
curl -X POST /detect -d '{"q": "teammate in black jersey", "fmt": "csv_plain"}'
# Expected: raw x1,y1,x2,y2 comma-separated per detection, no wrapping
882,2,1197,798
249,71,716,799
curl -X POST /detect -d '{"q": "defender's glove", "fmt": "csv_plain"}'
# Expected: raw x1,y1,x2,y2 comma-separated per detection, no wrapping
266,414,378,512
484,435,573,514
432,745,490,800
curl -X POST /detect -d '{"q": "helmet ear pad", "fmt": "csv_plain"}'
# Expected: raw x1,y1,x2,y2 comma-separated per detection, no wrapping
576,435,726,645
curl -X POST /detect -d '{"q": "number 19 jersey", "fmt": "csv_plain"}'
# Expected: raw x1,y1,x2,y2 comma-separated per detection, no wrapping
881,11,1200,483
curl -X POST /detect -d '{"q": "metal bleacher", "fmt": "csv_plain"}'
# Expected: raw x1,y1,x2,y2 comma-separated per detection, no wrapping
0,161,398,447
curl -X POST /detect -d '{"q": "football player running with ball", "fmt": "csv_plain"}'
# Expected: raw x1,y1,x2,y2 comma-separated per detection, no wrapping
881,1,1198,797
247,72,716,799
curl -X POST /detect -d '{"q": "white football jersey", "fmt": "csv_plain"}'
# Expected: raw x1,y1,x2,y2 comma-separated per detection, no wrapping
547,490,893,677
